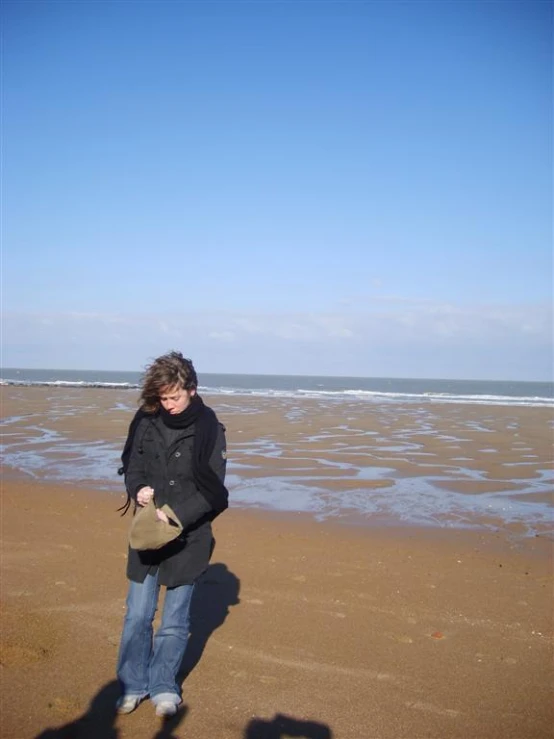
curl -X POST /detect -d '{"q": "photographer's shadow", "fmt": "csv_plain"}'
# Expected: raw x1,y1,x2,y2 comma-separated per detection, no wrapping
245,713,333,738
178,562,240,682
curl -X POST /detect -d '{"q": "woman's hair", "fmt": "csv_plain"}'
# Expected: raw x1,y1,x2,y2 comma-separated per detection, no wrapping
140,351,198,412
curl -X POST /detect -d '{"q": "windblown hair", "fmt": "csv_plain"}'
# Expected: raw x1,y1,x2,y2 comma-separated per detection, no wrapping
140,351,198,412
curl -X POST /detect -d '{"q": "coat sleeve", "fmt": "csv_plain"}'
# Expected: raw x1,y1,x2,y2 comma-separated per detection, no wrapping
170,423,227,530
124,420,149,499
209,423,227,483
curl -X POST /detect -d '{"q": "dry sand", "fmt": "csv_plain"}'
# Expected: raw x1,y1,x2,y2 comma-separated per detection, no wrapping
1,481,552,739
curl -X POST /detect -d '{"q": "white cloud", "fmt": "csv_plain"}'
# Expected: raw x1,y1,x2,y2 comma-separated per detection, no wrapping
2,299,552,379
208,331,235,342
158,321,183,338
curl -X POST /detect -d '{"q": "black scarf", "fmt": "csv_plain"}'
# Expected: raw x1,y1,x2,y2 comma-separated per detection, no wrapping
118,395,229,518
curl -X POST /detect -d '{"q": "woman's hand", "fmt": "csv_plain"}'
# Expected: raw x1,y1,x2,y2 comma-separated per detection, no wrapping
155,508,169,524
136,486,154,506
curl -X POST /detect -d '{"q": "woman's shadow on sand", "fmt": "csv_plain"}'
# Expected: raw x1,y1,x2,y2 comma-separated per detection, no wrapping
34,681,189,739
34,681,120,739
34,562,239,739
178,561,241,681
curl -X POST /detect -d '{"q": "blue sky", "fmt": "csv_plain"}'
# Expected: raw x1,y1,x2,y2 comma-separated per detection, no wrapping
2,0,552,379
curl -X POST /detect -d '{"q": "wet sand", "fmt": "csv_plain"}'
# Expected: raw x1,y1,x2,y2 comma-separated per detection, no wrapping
1,387,553,738
1,387,553,533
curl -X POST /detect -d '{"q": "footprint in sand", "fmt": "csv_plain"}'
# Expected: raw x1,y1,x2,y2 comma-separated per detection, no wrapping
406,700,459,718
48,696,81,715
259,675,278,685
54,581,77,591
2,643,51,667
385,632,413,644
292,575,306,583
319,610,346,619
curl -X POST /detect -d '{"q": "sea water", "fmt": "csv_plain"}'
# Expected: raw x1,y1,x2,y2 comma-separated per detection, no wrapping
1,368,552,408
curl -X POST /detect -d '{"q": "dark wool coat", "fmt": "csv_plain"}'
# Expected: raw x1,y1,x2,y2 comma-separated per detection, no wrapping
124,413,227,587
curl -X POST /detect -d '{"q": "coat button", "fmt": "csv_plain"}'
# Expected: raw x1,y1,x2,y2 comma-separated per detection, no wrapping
169,480,175,486
174,451,181,458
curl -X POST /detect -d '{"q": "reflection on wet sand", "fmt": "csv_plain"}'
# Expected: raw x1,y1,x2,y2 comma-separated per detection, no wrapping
1,387,552,535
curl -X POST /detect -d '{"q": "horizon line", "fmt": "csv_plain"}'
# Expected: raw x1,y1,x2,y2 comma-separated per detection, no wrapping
1,366,552,385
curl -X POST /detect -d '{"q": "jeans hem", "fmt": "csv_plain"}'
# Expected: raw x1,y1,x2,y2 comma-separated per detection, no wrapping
150,692,181,706
120,692,149,700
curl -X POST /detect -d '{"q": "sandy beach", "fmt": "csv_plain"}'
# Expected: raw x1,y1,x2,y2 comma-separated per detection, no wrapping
1,387,553,738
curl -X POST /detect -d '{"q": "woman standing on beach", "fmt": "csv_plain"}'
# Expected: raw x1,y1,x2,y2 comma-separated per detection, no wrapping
116,351,228,718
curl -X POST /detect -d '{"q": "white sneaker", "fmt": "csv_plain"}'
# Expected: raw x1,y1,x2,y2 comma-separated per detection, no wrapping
116,695,142,714
155,701,178,717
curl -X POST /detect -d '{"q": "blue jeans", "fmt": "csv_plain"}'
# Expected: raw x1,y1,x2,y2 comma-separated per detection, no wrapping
117,571,195,705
